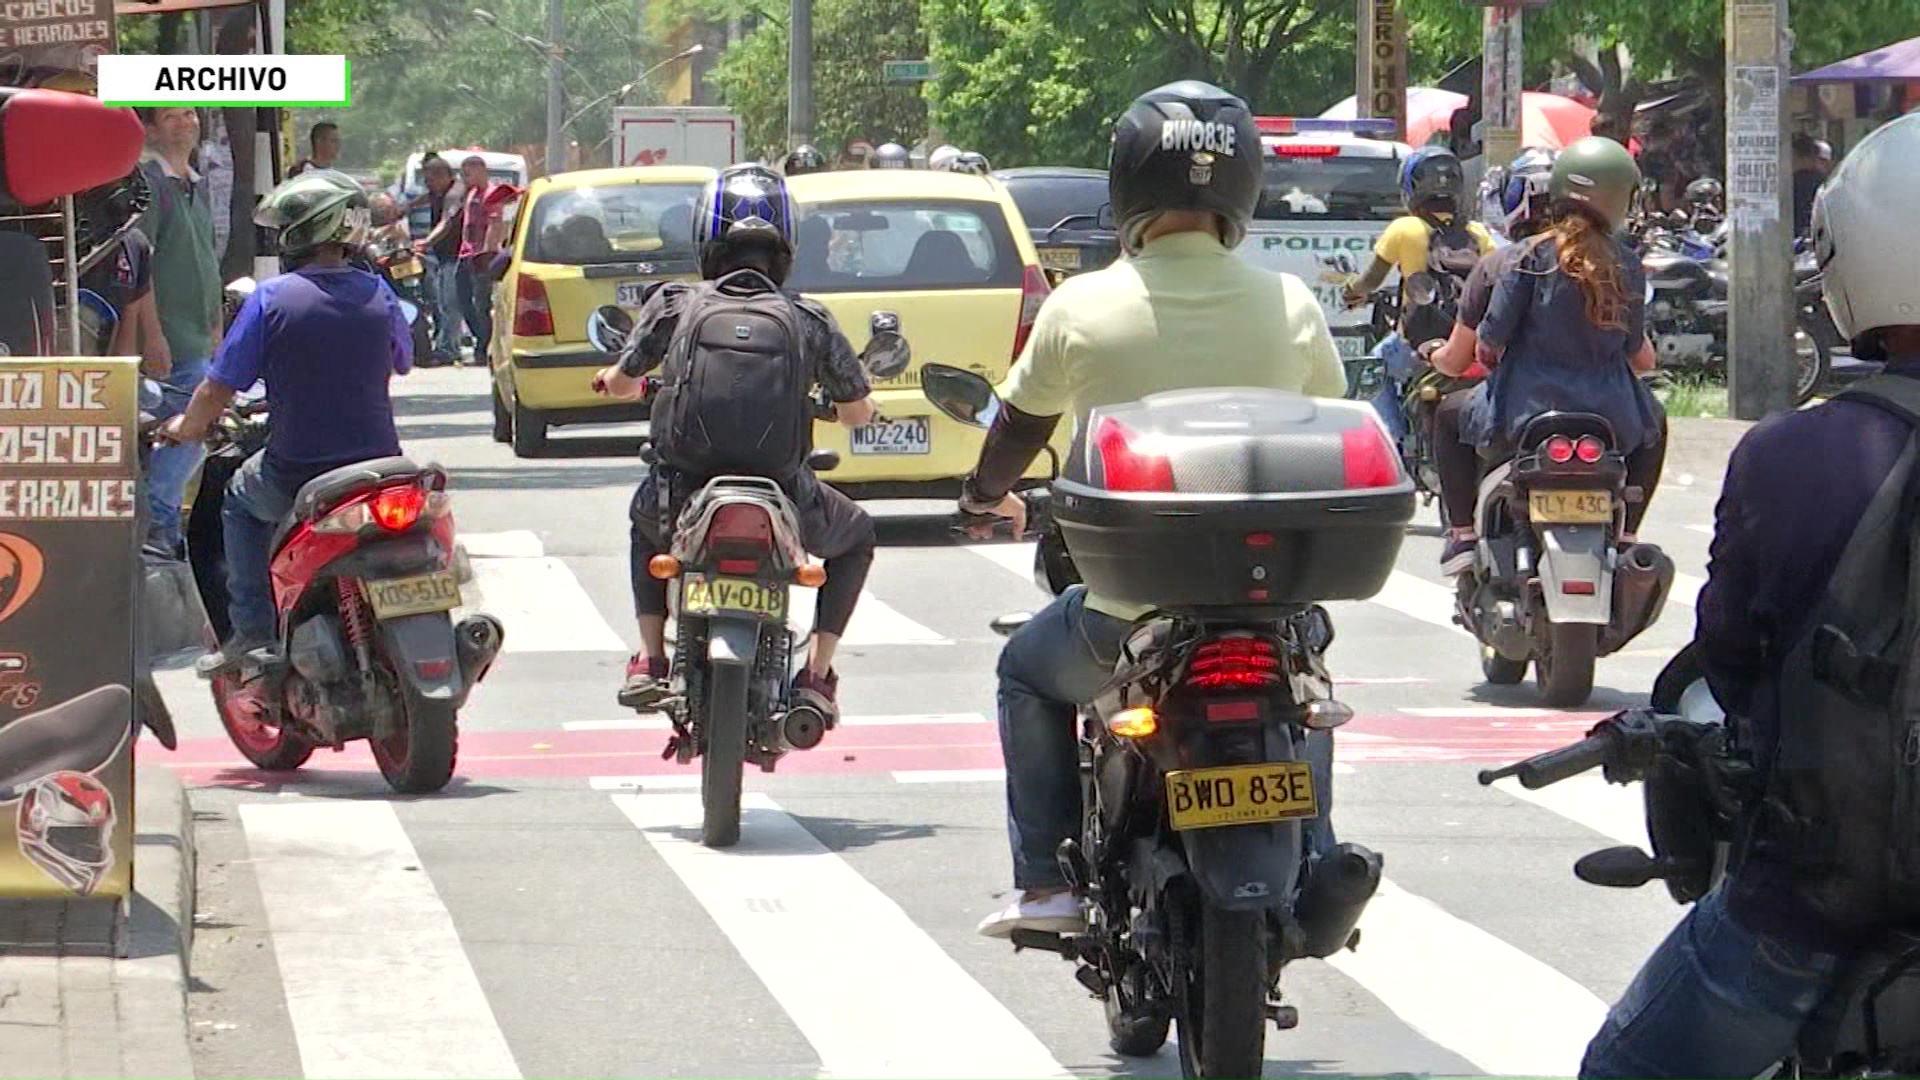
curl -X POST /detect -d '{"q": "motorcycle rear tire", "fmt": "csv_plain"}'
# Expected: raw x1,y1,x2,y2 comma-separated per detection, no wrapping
1792,324,1831,406
1535,624,1598,708
372,684,460,794
213,673,315,772
1176,905,1268,1080
700,661,749,848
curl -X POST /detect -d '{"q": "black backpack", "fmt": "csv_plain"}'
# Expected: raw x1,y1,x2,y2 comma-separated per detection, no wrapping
650,269,813,480
1400,219,1481,347
1759,374,1920,925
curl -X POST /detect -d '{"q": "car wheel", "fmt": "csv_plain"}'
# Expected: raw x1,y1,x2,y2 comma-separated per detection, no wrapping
511,398,546,457
491,385,512,444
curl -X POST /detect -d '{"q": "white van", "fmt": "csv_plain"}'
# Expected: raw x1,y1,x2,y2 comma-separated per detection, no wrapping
396,149,531,240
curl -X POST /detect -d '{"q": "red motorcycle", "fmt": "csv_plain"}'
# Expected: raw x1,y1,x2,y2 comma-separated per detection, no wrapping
183,393,504,793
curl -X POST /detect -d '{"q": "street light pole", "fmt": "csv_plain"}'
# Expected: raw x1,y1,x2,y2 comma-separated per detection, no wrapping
1725,0,1795,419
546,0,567,175
788,0,812,149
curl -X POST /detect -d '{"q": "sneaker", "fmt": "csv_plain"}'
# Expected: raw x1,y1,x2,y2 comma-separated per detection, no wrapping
976,890,1085,939
1441,536,1477,576
194,635,272,680
618,654,671,710
791,667,840,726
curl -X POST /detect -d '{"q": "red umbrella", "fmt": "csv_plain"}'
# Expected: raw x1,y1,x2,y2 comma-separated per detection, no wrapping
1407,92,1596,150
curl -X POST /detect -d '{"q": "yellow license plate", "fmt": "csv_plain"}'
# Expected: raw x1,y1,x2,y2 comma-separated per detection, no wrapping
1165,762,1318,831
390,257,424,279
681,575,788,620
1038,246,1081,270
1528,490,1614,524
364,570,462,620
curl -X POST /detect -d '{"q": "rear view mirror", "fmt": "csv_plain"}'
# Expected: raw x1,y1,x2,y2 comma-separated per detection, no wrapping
860,310,911,379
588,304,634,353
834,209,889,232
0,89,144,206
1096,202,1115,229
919,362,1000,428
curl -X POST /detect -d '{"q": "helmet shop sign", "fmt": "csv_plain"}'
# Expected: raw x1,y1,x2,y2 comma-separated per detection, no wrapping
0,357,137,900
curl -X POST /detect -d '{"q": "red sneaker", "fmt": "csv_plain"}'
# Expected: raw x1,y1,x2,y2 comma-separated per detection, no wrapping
618,654,671,710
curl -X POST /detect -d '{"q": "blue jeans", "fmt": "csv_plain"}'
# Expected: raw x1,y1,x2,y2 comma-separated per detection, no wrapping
1580,885,1842,1079
456,261,494,363
1368,332,1416,442
221,452,298,643
995,587,1336,889
147,357,209,551
425,253,462,358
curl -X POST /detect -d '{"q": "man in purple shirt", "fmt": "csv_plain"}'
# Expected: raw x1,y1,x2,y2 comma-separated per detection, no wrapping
160,172,412,674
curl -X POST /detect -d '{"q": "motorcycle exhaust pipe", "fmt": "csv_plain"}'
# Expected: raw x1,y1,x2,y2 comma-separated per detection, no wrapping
1602,543,1675,655
1295,842,1384,959
774,704,828,751
454,614,505,687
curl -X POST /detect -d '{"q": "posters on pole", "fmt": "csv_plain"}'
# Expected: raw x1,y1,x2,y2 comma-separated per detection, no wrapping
0,0,116,81
1731,1,1779,63
1480,5,1523,173
1729,65,1782,231
1360,0,1407,145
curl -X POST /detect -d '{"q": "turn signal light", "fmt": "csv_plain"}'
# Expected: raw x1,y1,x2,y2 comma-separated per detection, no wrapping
369,485,427,532
648,555,681,579
795,563,827,588
1107,707,1158,739
1303,700,1354,730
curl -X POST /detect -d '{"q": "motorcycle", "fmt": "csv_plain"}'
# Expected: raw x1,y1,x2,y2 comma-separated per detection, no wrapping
1480,645,1920,1078
584,303,912,848
367,238,436,365
923,363,1395,1079
1455,411,1677,706
180,290,502,794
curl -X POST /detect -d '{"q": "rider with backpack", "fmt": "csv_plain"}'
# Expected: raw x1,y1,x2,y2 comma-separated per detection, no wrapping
1578,116,1920,1079
593,164,880,724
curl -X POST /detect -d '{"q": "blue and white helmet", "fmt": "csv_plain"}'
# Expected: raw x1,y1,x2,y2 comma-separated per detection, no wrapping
694,163,797,283
1500,148,1559,239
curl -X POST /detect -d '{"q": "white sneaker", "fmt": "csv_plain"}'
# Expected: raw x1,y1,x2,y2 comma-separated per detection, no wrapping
975,890,1084,939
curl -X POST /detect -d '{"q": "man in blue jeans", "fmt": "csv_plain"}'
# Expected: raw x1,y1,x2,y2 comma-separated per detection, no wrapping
411,154,466,365
1580,115,1920,1079
159,172,412,672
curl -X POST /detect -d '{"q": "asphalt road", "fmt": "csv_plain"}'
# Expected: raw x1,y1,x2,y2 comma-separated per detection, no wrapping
157,365,1730,1080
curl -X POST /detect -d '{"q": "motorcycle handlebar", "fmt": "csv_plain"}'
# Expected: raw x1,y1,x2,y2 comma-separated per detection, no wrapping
1477,731,1613,789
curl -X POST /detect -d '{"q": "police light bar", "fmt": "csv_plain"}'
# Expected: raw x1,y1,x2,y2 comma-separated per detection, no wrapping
1255,117,1399,138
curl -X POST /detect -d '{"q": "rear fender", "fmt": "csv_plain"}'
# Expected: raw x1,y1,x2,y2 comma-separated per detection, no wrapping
1536,525,1613,624
1175,727,1310,912
706,617,760,669
376,612,466,706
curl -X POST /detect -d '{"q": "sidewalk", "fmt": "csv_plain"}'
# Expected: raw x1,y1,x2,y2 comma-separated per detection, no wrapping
0,764,196,1080
1666,415,1753,482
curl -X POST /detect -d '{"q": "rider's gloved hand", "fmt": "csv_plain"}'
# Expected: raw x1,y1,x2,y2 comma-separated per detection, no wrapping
958,487,1027,541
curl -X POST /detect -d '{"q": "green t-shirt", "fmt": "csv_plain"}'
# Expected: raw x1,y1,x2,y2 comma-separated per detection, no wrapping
140,159,222,363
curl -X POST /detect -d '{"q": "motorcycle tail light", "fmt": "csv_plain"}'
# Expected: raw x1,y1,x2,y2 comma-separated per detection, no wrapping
708,504,774,548
369,484,428,532
1544,436,1575,464
716,559,760,575
1574,436,1605,463
1186,635,1283,690
1093,416,1175,492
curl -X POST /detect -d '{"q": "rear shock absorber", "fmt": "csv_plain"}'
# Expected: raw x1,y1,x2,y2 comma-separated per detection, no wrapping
338,578,375,668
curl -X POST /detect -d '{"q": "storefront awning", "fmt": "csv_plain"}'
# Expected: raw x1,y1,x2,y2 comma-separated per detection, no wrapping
1794,36,1920,83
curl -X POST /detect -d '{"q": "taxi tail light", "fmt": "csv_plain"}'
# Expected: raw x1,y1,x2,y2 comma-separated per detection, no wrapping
513,274,554,338
1094,416,1174,492
1186,636,1283,690
1011,264,1050,360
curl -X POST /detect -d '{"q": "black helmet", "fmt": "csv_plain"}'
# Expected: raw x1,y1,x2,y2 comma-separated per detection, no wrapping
1107,80,1261,251
870,143,910,169
1685,177,1723,205
1401,146,1465,217
783,144,826,176
694,163,797,283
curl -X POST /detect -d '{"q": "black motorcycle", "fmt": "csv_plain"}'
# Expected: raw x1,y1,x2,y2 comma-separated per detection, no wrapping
925,364,1394,1079
1481,646,1920,1077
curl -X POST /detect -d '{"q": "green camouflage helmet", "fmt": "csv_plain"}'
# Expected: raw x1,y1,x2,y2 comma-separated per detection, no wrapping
253,169,371,255
1548,136,1641,232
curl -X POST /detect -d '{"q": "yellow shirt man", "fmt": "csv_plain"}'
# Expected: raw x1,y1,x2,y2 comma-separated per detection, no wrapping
1371,215,1497,280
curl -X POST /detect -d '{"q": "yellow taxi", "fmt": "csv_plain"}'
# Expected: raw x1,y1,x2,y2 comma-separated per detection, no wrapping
489,165,715,456
785,170,1065,495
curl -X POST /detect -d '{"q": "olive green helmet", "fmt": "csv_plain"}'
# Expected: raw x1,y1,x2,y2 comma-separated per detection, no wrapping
253,169,371,256
1548,136,1641,232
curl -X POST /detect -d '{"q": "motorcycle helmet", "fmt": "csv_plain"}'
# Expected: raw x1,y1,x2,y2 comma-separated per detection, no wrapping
1548,137,1641,233
1107,80,1261,252
1813,112,1920,360
1501,148,1560,240
782,144,827,176
869,143,911,169
927,144,961,171
1685,177,1724,207
16,770,116,896
254,169,372,260
694,163,798,283
950,151,992,176
1400,146,1465,218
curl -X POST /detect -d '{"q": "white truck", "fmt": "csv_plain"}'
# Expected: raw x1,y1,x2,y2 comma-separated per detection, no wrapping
610,106,742,170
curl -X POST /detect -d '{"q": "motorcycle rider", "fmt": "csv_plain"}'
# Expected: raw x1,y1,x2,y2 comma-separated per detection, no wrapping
782,144,827,177
160,171,414,674
1580,112,1920,1080
1429,137,1665,575
961,81,1347,937
1427,149,1559,377
593,164,880,722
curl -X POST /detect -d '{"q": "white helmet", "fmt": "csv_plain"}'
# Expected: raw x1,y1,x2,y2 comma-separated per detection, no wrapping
1812,113,1920,354
927,145,961,171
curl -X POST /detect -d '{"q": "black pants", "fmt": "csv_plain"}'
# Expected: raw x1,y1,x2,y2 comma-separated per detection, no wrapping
629,467,876,638
1434,391,1669,533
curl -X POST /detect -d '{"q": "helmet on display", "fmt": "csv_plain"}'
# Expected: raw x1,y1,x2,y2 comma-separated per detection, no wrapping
927,144,961,171
1548,137,1642,233
16,771,116,896
782,144,827,176
1812,112,1920,358
1400,146,1465,217
1684,177,1724,206
950,151,991,175
1107,80,1261,251
1501,148,1559,240
254,169,372,259
869,143,911,169
693,162,798,283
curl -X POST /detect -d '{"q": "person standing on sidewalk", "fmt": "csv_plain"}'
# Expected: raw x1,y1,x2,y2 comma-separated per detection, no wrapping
412,153,465,366
288,121,341,177
455,155,503,367
137,107,224,555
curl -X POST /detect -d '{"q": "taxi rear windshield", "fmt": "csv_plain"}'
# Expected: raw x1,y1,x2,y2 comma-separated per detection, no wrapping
1257,152,1402,222
525,182,705,266
788,200,1024,293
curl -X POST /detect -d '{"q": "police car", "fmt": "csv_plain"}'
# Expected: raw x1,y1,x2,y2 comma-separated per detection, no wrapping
1239,117,1412,365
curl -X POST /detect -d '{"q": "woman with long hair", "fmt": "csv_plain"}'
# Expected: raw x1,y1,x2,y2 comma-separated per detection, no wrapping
1431,136,1665,574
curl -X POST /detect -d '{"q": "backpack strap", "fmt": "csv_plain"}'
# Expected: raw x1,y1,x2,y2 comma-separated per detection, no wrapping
1834,373,1920,431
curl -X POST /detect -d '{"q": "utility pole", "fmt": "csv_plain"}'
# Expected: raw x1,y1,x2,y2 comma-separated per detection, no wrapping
1726,0,1795,419
788,0,812,150
1480,1,1525,175
546,0,567,175
1356,0,1407,144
